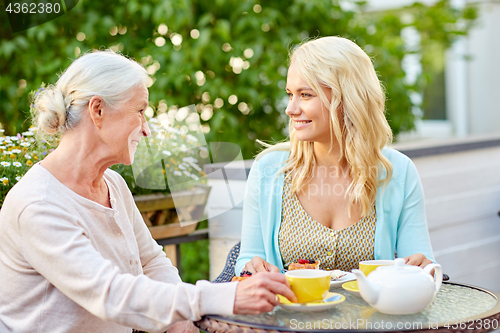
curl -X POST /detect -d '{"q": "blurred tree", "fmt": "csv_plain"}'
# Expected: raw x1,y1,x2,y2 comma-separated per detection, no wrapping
0,0,477,158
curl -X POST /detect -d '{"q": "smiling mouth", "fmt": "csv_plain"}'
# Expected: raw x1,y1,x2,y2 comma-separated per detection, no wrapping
131,140,139,147
294,120,312,125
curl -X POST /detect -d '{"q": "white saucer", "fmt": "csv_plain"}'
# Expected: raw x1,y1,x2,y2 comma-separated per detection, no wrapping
277,292,345,312
330,272,356,287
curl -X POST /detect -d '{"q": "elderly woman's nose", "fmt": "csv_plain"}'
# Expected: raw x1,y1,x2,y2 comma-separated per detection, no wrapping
142,120,151,137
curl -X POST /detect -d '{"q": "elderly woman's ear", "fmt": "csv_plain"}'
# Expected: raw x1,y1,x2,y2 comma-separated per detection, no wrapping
88,96,105,129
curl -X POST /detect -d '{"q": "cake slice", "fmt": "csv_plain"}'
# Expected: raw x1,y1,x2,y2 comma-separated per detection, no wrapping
288,259,320,270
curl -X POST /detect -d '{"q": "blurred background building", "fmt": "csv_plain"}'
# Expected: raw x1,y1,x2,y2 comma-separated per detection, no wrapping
366,0,500,141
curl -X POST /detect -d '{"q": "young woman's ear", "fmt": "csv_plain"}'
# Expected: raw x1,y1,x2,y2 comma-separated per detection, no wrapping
88,96,104,129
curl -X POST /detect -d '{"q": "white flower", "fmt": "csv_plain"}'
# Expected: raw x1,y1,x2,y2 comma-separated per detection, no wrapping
1,162,11,167
11,149,21,154
183,171,192,177
180,144,187,152
191,175,199,180
22,131,34,136
13,162,22,167
162,150,172,156
0,146,5,150
24,154,32,159
178,164,186,170
20,142,30,147
10,136,19,141
15,176,21,181
0,129,4,132
173,171,182,176
0,177,8,185
183,157,202,171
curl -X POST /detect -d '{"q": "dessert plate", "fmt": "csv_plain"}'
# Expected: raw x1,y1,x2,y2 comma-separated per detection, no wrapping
330,271,356,287
277,292,345,312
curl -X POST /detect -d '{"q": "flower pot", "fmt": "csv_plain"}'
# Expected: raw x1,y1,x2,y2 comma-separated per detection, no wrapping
133,185,211,240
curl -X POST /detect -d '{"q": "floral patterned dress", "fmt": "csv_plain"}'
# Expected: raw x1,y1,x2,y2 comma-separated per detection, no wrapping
279,173,376,271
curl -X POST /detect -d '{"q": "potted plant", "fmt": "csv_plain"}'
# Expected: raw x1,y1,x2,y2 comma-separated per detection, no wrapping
0,127,52,207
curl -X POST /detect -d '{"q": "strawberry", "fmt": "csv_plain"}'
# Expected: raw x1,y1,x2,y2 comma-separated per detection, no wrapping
298,259,316,264
240,271,253,277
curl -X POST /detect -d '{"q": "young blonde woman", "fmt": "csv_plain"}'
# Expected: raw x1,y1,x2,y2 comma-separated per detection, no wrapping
235,36,435,275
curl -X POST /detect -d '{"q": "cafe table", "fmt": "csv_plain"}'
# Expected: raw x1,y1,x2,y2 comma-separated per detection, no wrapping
195,282,500,333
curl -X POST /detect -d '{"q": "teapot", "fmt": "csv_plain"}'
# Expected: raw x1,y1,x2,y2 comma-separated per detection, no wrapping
352,258,443,315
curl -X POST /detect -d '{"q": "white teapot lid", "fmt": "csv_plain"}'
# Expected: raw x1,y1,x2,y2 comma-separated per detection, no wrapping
376,258,421,275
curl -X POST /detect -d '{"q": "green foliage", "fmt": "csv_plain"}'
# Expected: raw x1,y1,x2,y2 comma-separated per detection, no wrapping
179,221,210,284
0,126,53,206
0,0,478,159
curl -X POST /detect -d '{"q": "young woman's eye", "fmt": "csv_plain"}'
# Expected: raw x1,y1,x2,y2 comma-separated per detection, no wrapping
301,93,311,98
287,92,293,99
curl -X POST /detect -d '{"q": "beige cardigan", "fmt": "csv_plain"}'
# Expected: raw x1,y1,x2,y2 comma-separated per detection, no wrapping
0,164,236,333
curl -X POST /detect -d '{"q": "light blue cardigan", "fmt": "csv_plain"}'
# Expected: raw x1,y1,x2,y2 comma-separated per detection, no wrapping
235,147,435,274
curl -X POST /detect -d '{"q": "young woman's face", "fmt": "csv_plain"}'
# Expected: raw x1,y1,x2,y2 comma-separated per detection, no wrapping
285,64,332,144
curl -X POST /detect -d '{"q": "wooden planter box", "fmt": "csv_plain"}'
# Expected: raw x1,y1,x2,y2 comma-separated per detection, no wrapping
134,185,211,240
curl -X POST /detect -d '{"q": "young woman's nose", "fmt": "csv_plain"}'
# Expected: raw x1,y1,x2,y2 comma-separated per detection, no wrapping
285,98,301,117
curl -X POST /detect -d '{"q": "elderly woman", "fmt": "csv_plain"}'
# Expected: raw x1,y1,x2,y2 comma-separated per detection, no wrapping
235,36,435,275
0,50,295,333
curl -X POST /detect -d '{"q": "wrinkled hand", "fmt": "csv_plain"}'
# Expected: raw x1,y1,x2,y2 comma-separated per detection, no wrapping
243,256,280,274
404,253,433,270
166,320,199,333
234,272,297,315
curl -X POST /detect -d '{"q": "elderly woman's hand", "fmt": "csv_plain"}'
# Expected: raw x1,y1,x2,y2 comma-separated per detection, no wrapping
404,253,433,268
233,272,297,315
243,256,280,274
166,320,199,333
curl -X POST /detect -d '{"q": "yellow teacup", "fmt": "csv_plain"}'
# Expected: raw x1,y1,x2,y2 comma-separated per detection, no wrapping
358,260,394,276
285,270,330,303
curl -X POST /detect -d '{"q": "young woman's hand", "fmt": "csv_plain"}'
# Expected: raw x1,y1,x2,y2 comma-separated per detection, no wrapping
243,256,280,274
404,253,433,268
233,272,297,315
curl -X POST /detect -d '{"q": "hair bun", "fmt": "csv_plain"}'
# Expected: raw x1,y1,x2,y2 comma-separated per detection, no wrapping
32,86,67,135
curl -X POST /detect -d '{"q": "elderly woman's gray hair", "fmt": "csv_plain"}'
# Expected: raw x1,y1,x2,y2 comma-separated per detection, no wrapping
32,50,149,136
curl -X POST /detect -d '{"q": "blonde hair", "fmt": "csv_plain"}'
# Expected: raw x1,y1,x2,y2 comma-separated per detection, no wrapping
259,36,393,218
31,50,148,137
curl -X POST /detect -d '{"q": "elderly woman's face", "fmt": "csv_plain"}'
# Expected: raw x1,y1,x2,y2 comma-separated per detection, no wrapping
285,64,331,144
105,85,151,165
